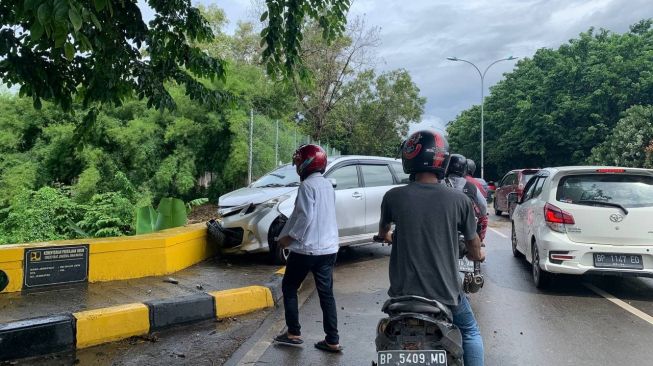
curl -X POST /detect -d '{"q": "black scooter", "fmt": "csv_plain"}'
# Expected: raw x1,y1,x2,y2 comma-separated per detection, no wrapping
372,235,465,366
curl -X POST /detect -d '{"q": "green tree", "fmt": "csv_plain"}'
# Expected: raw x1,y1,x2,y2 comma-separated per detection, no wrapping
589,105,653,168
447,20,653,180
292,17,380,140
326,69,425,156
1,0,349,115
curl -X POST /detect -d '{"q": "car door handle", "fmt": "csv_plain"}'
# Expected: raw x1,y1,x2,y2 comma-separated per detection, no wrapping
352,192,363,199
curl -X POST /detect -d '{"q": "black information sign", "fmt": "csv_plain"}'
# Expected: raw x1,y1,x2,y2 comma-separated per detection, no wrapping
23,245,89,289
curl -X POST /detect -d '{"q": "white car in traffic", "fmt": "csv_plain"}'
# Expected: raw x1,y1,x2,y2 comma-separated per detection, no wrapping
215,156,409,263
510,166,653,288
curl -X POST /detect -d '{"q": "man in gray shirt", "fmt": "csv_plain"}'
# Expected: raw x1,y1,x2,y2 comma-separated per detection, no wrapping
275,144,342,353
378,130,485,366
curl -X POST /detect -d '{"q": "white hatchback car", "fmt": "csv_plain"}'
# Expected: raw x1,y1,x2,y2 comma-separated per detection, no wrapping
215,156,409,263
510,166,653,288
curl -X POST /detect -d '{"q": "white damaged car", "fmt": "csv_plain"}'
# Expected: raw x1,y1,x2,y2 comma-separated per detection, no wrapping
215,156,409,263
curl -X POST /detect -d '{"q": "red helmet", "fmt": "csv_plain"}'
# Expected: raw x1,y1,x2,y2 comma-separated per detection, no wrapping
400,130,449,178
292,144,328,180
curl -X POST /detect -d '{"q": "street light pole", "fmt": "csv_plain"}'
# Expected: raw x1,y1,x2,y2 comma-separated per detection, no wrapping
446,56,518,179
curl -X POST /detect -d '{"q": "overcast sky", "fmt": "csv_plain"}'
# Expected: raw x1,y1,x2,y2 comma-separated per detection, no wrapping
159,0,652,133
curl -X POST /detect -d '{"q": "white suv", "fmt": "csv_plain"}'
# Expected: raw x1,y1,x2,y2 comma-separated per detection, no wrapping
510,166,653,288
215,156,409,263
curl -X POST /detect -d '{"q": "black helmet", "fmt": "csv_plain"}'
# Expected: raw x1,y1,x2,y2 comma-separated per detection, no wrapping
400,130,449,177
447,154,467,177
467,159,476,176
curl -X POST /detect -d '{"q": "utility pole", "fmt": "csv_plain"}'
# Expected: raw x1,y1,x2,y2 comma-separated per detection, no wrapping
275,120,279,166
248,108,253,185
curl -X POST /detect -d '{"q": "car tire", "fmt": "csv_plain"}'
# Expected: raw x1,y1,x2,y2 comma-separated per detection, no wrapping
267,217,289,265
511,223,522,258
531,242,551,289
494,202,502,216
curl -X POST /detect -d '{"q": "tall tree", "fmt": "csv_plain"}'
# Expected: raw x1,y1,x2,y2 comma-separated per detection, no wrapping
446,19,653,179
589,105,653,168
292,17,380,140
0,0,350,115
326,69,425,156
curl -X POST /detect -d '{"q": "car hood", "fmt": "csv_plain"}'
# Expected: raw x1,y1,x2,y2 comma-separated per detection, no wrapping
218,187,298,207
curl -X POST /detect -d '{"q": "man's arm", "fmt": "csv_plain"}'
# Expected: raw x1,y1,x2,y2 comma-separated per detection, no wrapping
278,184,315,248
377,193,393,243
465,234,485,261
460,199,485,260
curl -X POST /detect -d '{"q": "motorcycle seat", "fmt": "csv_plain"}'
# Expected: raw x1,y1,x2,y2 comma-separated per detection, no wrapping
382,296,453,320
386,301,443,315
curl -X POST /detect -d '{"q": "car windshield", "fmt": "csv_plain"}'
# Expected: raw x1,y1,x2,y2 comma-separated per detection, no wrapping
250,165,300,188
556,174,653,208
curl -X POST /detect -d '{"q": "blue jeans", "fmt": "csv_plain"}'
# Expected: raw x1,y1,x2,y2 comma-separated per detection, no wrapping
451,295,484,366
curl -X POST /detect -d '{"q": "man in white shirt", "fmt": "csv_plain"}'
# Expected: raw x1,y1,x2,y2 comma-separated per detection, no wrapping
275,144,342,353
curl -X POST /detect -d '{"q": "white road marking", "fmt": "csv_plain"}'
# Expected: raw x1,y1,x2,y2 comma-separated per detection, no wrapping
584,283,653,326
489,227,508,239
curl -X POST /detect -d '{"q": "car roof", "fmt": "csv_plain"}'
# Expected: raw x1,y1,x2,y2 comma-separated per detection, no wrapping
510,168,541,174
542,166,653,174
330,155,401,163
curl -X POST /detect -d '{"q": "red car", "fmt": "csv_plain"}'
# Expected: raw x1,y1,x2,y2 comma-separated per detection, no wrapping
493,169,540,216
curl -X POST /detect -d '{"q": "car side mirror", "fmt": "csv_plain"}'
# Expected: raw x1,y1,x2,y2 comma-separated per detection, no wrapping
508,192,519,205
329,178,337,188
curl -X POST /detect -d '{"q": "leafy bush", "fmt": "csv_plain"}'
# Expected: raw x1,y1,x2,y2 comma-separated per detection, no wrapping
0,187,82,244
77,192,135,238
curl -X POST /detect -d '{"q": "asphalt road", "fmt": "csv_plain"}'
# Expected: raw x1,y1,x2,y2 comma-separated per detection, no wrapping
233,214,653,366
16,214,653,365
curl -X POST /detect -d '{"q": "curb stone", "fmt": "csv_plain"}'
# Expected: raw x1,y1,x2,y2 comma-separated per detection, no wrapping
0,270,285,361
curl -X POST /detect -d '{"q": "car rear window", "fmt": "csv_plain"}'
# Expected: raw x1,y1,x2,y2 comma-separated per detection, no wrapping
519,170,539,184
556,174,653,208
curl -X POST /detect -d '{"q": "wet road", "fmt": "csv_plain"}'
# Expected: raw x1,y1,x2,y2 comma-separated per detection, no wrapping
235,215,653,366
15,215,653,365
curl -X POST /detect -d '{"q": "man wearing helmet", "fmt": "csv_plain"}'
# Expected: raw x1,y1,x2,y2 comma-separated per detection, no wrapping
274,144,342,353
377,131,485,366
465,159,488,198
446,154,489,242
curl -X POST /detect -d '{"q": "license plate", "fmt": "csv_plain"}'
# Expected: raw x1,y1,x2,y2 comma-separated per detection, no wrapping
377,350,447,366
593,253,643,270
458,257,474,273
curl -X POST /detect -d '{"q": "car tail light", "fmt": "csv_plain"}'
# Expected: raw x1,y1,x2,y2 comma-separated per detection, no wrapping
544,203,575,232
596,168,626,173
549,253,574,261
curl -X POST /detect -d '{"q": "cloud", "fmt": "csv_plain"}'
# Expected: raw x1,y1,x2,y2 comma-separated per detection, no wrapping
143,0,651,126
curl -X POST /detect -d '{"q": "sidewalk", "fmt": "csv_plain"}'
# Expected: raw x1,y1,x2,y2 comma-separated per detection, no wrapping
0,253,276,323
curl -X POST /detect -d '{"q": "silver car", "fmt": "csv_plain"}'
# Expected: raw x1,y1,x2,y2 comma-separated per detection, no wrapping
215,156,409,263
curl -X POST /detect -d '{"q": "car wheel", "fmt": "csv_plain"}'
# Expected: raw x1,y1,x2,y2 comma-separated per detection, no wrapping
511,223,522,258
494,201,502,216
267,217,289,265
531,242,551,289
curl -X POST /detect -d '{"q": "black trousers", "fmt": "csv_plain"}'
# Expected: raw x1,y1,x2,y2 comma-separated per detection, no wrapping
282,251,339,344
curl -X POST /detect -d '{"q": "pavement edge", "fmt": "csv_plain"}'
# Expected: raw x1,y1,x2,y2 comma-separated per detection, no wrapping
0,268,285,361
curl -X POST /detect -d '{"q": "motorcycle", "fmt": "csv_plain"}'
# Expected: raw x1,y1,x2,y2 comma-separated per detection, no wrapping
372,235,465,366
458,235,484,294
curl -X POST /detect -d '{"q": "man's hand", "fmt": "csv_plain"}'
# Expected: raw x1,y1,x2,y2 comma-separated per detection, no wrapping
376,229,393,244
465,235,485,261
278,236,293,248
